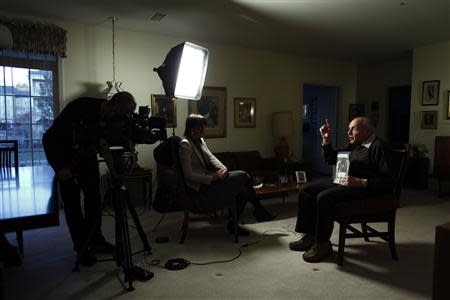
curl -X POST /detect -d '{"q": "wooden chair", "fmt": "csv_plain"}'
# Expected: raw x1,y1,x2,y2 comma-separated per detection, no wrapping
0,140,23,255
334,144,411,266
0,140,19,182
154,136,239,244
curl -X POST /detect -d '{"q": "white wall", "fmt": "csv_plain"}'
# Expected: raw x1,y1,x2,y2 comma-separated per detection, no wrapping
56,19,357,171
410,41,450,171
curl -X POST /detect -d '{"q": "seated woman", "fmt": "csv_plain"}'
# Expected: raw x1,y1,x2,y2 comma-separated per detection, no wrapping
179,114,274,235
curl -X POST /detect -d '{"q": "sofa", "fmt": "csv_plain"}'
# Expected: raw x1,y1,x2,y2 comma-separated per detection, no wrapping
214,150,311,184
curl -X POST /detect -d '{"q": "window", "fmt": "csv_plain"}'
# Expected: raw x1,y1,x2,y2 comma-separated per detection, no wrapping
0,50,59,166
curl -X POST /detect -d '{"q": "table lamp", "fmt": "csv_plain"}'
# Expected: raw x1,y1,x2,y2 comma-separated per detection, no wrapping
272,111,293,161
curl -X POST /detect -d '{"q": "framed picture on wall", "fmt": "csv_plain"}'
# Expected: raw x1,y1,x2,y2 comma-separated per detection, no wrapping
447,91,450,119
188,86,226,138
421,111,438,129
151,94,177,128
422,80,440,105
234,97,256,128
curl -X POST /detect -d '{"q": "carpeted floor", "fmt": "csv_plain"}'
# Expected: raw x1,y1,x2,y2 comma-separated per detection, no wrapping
3,183,449,300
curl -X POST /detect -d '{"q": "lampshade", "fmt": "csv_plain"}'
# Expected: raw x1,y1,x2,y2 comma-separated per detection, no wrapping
104,17,123,99
0,24,13,49
272,111,294,137
153,41,209,100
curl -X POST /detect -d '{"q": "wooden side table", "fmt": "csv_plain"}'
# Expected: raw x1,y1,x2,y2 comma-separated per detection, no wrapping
255,182,300,203
123,168,152,210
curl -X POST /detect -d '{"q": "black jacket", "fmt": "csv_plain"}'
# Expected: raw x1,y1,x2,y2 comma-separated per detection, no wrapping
322,137,395,193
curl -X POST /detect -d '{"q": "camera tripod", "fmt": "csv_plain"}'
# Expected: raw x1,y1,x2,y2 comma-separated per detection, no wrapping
75,149,153,292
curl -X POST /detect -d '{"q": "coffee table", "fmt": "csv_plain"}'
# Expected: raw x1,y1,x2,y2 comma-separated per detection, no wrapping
254,182,301,202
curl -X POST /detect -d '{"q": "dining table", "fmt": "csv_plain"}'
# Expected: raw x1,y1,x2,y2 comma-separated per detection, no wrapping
0,165,59,255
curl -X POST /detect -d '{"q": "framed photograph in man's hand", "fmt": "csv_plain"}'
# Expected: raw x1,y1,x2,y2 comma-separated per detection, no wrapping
422,80,440,105
151,94,177,128
334,152,350,184
188,86,226,138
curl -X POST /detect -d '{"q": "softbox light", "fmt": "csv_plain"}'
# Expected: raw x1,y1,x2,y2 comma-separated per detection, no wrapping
153,41,209,100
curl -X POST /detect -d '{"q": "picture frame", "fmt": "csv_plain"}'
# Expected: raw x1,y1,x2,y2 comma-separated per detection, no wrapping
188,86,226,138
151,94,177,128
295,171,307,183
421,111,438,129
234,97,256,128
447,91,450,119
422,80,440,106
348,104,365,121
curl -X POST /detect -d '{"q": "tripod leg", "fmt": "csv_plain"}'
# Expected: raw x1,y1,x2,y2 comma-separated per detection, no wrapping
124,187,152,254
114,186,135,291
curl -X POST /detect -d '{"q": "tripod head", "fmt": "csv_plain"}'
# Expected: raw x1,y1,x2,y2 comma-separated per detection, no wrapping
99,138,136,186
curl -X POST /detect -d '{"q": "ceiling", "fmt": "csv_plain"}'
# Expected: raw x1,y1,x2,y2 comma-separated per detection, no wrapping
1,0,449,62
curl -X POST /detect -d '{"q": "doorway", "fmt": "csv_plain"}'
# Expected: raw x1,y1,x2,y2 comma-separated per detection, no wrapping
388,86,411,147
302,84,339,176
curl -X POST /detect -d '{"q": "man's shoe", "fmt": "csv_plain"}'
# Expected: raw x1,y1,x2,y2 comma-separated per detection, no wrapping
288,235,315,252
253,208,276,222
91,240,115,254
302,241,332,263
227,222,250,236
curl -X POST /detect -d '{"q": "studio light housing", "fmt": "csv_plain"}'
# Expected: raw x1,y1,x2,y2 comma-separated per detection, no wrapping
154,41,209,100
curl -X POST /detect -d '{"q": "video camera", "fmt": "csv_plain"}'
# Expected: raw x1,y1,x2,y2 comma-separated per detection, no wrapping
102,105,167,150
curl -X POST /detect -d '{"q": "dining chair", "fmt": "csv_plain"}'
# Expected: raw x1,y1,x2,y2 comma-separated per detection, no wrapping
0,140,19,182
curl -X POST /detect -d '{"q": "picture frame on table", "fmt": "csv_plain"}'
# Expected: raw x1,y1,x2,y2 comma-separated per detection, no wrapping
295,171,307,183
151,94,177,128
421,111,438,129
188,86,226,138
422,80,440,106
234,97,256,128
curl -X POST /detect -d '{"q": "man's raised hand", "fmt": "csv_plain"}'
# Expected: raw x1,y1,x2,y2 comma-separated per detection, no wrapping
319,118,332,145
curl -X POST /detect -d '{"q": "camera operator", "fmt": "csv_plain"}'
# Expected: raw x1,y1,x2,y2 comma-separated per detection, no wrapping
43,91,137,266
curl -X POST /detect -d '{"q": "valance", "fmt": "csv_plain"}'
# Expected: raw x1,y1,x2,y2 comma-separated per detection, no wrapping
0,17,67,57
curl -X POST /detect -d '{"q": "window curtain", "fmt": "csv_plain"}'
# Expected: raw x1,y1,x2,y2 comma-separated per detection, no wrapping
0,17,67,57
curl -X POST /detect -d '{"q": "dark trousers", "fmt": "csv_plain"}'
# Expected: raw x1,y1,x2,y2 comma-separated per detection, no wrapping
193,170,266,216
295,179,371,243
58,161,103,252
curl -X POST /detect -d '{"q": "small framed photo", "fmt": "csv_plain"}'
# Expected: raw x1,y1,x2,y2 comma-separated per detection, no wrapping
447,91,450,119
422,80,440,105
151,94,177,128
348,104,365,121
234,97,256,128
188,86,227,138
295,171,307,183
421,111,438,129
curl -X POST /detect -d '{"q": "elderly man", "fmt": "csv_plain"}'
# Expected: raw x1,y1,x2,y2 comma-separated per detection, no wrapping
289,117,394,263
